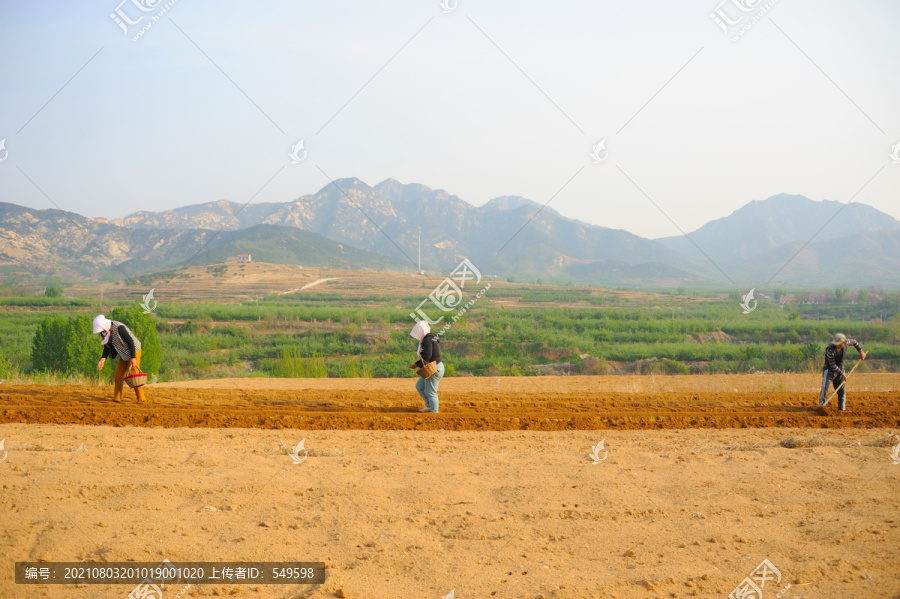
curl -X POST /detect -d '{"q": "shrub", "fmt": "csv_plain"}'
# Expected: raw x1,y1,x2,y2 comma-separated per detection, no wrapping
662,359,690,375
31,315,67,373
108,305,162,377
31,314,108,378
276,349,327,378
579,355,609,375
0,348,15,379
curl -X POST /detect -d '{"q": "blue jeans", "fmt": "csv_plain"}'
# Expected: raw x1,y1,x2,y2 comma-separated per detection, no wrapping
415,362,444,413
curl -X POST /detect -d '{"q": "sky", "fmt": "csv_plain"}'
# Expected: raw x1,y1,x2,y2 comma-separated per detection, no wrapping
0,0,898,240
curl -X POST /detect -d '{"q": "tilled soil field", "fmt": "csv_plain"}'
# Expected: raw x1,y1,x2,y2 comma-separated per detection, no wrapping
1,374,898,431
2,375,899,598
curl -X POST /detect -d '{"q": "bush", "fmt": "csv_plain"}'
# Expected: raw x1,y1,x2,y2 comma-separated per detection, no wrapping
662,359,690,375
0,348,15,379
276,349,327,378
579,355,609,375
329,359,374,378
31,314,109,378
66,314,101,377
31,315,67,373
44,285,63,298
108,305,162,377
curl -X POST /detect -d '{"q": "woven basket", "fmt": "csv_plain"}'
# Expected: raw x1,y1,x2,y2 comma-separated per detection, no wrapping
124,366,148,388
416,361,438,379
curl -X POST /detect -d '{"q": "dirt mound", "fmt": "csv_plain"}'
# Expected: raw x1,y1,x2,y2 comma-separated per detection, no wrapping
1,383,897,431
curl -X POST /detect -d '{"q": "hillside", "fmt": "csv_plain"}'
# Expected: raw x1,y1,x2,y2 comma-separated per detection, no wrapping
737,229,900,287
657,193,900,265
0,203,405,280
162,224,408,271
112,200,284,231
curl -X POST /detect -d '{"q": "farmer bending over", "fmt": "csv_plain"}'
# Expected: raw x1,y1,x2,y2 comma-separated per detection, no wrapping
93,314,147,403
820,333,866,411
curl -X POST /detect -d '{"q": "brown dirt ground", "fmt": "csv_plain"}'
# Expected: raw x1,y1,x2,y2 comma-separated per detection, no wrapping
1,374,898,431
1,425,898,599
153,373,900,393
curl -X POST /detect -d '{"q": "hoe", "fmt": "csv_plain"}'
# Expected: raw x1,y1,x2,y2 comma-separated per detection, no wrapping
821,355,866,408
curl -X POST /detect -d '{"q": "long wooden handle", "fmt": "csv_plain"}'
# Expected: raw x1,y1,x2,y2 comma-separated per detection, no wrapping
822,358,863,407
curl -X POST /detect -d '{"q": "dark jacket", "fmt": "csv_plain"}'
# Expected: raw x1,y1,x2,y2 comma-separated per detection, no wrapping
823,339,862,375
101,324,138,361
415,333,441,367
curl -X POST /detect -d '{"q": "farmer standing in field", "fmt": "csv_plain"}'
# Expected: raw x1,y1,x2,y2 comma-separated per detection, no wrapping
820,333,866,411
93,314,147,403
410,320,443,413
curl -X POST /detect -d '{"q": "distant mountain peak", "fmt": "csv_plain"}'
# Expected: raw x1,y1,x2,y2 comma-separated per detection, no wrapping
482,196,545,212
374,178,449,198
328,177,372,192
745,193,841,209
656,192,900,270
375,178,404,189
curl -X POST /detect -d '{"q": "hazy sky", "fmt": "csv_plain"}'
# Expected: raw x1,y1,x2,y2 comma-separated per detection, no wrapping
1,0,898,239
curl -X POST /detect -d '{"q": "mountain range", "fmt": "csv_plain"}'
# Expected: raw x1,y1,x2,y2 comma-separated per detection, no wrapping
1,180,898,287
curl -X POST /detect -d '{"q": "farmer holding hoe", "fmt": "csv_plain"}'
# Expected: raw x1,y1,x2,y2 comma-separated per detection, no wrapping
93,314,147,403
820,333,866,411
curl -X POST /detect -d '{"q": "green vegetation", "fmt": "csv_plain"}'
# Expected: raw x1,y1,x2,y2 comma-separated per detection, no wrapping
109,305,162,377
276,349,329,378
28,307,161,380
1,285,898,381
31,314,103,378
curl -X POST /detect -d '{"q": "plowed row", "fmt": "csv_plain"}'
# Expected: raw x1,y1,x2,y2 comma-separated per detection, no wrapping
2,383,898,430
